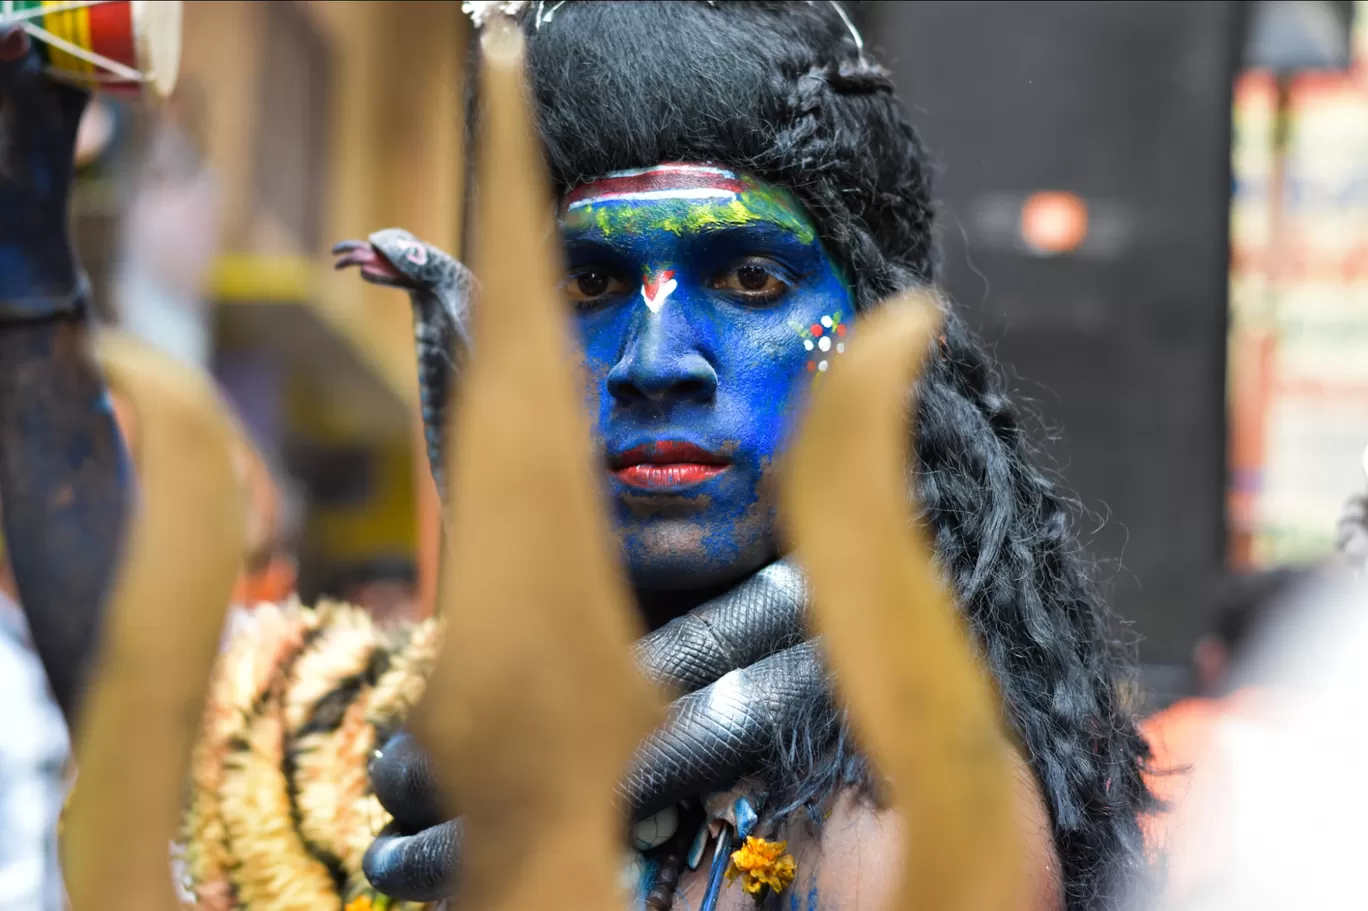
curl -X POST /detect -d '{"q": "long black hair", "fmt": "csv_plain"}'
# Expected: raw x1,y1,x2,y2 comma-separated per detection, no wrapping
520,3,1154,907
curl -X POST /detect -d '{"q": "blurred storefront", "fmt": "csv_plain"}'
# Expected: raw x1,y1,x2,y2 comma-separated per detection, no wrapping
1229,1,1368,567
72,0,467,616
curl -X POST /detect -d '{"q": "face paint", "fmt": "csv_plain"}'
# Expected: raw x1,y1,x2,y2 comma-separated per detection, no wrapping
792,311,848,374
641,268,678,313
562,163,817,245
559,164,851,595
564,164,743,209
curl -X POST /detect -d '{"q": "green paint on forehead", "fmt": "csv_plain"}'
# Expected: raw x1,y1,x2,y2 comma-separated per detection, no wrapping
560,174,818,245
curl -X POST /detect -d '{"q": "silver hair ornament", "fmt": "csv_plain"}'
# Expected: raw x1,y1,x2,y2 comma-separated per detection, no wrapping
460,0,566,31
464,0,865,44
536,1,569,28
813,0,867,65
461,1,531,29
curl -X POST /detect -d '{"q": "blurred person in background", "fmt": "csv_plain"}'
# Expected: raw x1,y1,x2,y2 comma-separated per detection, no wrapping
111,101,221,368
323,556,421,627
1146,569,1367,911
0,378,293,911
1140,566,1316,898
226,434,299,610
0,93,113,906
0,507,69,911
0,26,286,910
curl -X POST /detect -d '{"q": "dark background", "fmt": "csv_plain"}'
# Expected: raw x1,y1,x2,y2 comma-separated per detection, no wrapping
859,1,1248,699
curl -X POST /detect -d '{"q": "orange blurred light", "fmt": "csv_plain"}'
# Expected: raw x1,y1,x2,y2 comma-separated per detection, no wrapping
1020,191,1089,255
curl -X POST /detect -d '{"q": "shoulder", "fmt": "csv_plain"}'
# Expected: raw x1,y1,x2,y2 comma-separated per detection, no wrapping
768,747,1061,911
677,746,1061,910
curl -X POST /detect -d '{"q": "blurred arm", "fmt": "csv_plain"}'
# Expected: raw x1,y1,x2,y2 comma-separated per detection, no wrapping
0,315,132,727
0,32,132,726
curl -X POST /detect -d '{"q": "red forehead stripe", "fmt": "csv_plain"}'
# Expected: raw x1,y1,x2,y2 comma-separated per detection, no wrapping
565,164,743,209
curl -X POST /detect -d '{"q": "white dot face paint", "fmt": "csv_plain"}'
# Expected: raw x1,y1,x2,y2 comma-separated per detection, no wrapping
791,310,849,376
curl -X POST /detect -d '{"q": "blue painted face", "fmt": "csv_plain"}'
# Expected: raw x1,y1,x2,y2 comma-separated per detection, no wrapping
559,164,852,594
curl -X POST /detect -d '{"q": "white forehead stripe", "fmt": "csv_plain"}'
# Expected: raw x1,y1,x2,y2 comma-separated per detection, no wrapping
566,187,738,211
599,164,738,180
564,163,744,211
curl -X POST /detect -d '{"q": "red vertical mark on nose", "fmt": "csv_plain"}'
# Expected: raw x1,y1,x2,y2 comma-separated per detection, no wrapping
642,270,675,302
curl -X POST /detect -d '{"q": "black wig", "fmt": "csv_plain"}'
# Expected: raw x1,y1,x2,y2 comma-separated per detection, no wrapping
520,3,1155,908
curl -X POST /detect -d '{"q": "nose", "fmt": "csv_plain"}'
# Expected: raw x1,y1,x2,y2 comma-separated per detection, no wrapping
607,304,717,407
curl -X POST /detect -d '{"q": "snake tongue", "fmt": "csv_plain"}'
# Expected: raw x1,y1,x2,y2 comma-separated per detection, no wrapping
362,255,407,284
333,242,410,286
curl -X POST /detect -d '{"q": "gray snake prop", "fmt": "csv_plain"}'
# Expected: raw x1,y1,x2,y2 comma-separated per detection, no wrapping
334,231,831,902
333,229,474,506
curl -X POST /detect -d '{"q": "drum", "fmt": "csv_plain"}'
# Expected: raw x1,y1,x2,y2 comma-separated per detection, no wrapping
0,0,181,98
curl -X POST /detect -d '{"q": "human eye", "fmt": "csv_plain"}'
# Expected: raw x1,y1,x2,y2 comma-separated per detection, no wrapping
709,256,793,305
563,266,629,309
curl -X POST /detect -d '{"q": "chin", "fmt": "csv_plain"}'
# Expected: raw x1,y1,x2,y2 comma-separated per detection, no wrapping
621,517,775,595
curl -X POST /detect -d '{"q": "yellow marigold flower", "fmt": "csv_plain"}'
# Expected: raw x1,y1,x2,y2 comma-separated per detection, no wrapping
344,895,392,911
726,836,797,895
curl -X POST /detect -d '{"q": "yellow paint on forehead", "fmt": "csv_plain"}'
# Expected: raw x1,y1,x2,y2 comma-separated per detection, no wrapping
560,174,818,245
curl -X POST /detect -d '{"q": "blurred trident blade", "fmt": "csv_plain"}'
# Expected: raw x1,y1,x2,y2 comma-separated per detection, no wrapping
63,334,248,911
780,292,1024,911
406,15,663,911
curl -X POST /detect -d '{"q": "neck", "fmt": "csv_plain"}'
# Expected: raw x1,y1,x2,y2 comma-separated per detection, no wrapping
634,577,750,632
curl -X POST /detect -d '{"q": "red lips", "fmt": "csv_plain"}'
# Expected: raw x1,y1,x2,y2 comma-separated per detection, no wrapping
609,441,730,490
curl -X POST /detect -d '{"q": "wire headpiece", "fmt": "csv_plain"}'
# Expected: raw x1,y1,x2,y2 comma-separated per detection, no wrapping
464,0,868,50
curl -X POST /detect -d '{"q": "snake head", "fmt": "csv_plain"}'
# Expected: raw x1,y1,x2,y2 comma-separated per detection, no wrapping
332,228,449,291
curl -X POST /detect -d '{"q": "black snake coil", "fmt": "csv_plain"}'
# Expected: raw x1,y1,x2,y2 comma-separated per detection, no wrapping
357,238,835,902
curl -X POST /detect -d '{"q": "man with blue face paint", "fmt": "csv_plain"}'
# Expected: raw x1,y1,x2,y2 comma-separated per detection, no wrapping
0,2,1155,910
351,4,1155,908
359,3,1159,908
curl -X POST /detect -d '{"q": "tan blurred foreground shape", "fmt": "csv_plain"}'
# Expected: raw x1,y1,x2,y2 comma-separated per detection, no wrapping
404,17,664,911
63,334,248,911
783,291,1025,911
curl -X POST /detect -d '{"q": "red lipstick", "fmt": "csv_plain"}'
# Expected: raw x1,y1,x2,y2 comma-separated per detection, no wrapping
609,441,730,490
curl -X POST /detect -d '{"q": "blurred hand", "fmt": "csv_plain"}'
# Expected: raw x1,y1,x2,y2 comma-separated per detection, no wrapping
0,26,90,314
363,731,460,901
